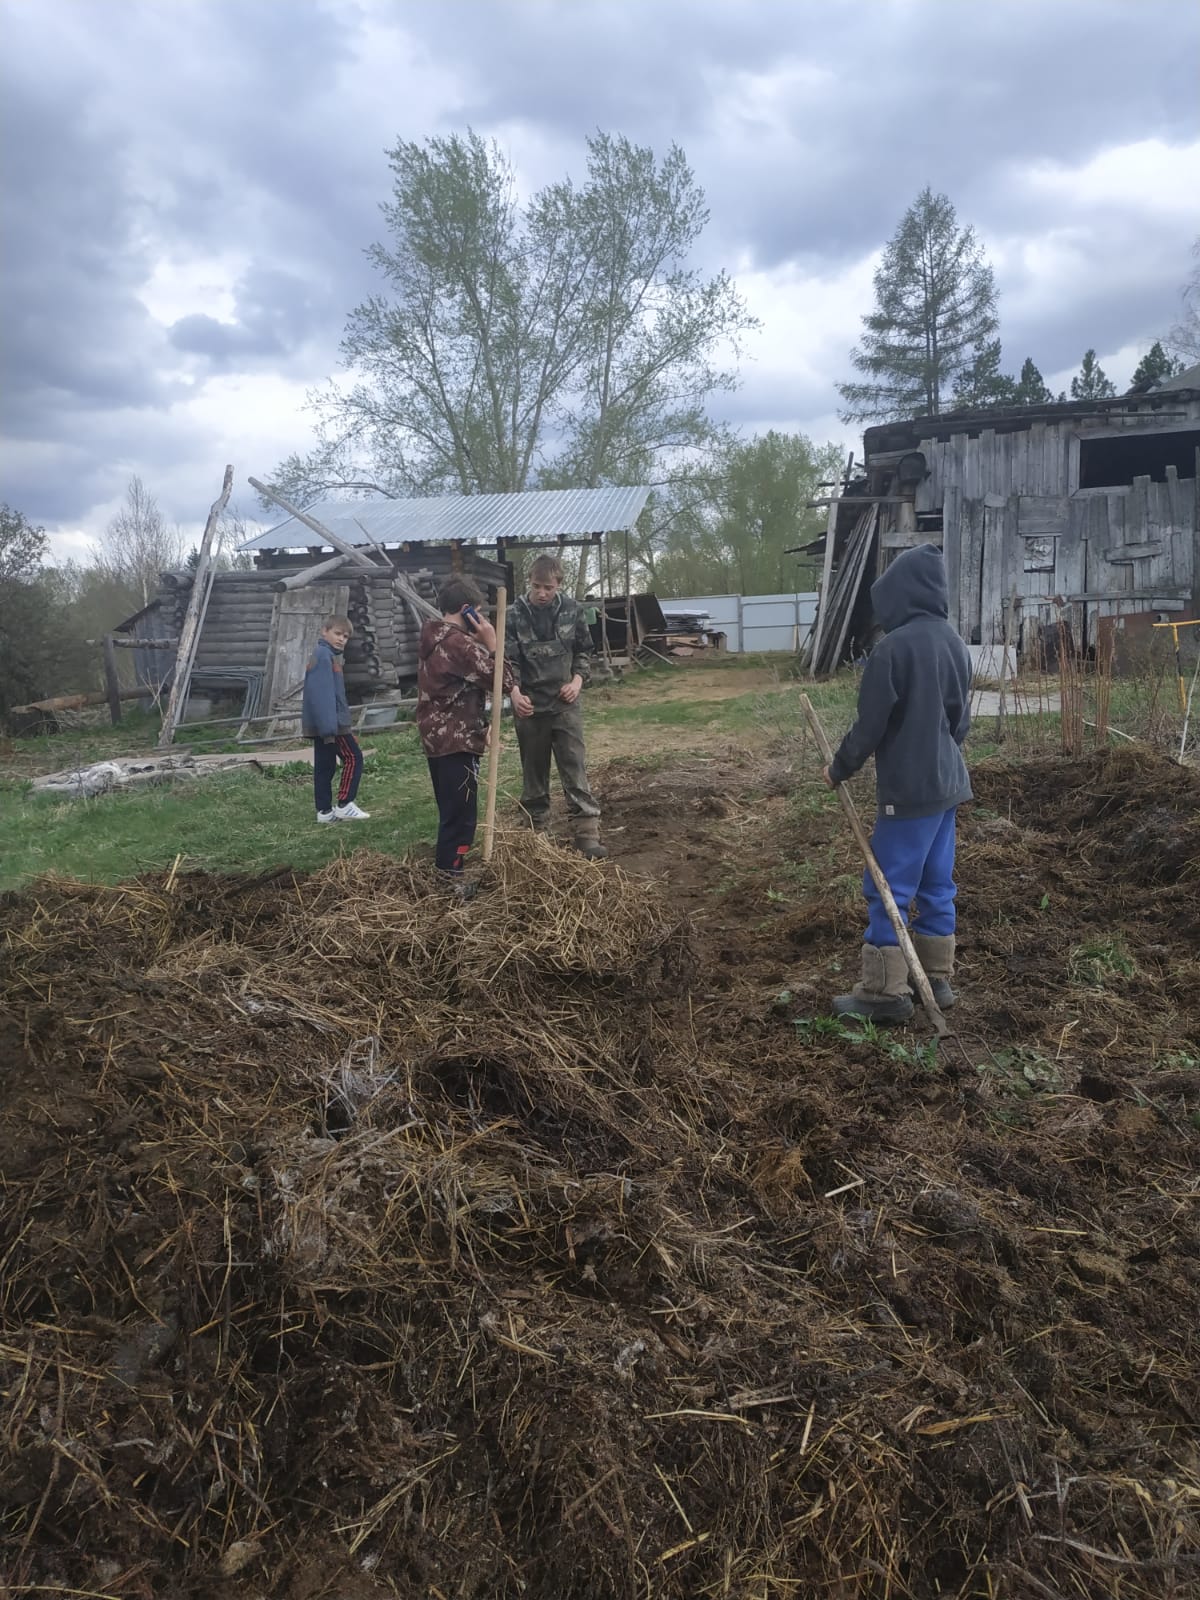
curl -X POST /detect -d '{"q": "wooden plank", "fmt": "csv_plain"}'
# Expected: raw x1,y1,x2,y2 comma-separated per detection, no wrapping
1126,473,1151,545
1000,493,1021,639
1067,588,1191,602
915,438,939,514
1044,424,1066,495
978,429,998,500
158,465,234,747
807,459,847,678
1018,495,1069,536
1028,423,1046,496
959,498,985,642
943,483,961,633
826,507,877,671
1102,541,1166,563
980,500,1007,644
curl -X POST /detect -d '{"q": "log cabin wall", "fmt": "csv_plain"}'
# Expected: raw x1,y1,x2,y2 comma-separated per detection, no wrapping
140,547,505,700
898,398,1200,651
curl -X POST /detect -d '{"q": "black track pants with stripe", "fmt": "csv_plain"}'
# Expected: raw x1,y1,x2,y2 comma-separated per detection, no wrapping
313,734,363,813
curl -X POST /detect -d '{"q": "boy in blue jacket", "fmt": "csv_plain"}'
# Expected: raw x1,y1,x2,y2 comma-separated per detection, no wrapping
301,615,370,824
824,543,972,1022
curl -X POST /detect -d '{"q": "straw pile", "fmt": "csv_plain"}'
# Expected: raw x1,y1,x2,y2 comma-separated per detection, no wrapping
2,809,1199,1598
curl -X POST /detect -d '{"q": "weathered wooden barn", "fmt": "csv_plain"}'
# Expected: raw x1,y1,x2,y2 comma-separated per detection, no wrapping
119,485,650,727
807,364,1200,668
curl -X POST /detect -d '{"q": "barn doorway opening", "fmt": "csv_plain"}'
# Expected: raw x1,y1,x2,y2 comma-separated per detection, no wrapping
1078,429,1200,489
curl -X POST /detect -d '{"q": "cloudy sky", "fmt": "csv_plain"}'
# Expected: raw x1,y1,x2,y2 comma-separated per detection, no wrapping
4,0,1198,560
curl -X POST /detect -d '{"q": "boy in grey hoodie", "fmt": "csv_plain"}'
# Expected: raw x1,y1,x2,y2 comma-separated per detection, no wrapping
824,543,972,1021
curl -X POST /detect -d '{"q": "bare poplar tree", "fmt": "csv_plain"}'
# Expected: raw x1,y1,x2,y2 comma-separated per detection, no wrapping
269,130,755,507
96,477,184,605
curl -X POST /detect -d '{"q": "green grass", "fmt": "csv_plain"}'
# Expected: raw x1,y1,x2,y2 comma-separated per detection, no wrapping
0,653,799,889
0,745,456,889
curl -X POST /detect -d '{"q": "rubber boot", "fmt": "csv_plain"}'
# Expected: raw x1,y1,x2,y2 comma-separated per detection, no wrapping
833,944,914,1024
573,814,608,861
520,807,550,833
912,933,957,1010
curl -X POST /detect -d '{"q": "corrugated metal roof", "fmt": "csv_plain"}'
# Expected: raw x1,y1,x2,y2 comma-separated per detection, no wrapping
239,485,652,552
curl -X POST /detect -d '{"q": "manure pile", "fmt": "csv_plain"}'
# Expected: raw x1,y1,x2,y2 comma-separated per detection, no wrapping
2,764,1199,1600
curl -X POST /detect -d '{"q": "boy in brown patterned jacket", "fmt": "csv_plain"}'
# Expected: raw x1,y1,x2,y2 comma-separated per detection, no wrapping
416,577,516,890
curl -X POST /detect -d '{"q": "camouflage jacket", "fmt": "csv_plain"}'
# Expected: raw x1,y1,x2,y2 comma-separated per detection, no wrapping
504,594,593,713
416,619,515,758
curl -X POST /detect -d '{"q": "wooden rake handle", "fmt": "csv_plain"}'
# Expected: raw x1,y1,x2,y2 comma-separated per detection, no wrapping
481,588,508,865
799,694,950,1037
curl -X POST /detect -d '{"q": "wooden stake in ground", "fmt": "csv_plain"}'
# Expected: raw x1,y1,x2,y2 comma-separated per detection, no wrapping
798,693,949,1038
158,464,234,748
481,587,508,865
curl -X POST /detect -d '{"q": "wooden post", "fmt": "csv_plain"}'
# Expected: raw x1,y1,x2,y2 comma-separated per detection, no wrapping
247,477,377,570
158,465,234,748
601,532,611,661
481,588,508,865
808,453,850,676
799,694,949,1037
103,635,122,724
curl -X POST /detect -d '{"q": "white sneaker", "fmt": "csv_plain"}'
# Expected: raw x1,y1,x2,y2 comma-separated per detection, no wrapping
332,801,371,820
317,810,337,824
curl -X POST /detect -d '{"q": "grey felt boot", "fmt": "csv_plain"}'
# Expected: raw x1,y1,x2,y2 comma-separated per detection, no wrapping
912,933,957,1010
833,944,915,1024
572,814,608,861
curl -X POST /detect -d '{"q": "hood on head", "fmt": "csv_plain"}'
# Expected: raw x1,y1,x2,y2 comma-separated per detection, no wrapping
870,543,949,633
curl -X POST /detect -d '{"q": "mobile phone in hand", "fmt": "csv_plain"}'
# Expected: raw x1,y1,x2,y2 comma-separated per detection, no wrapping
462,604,481,630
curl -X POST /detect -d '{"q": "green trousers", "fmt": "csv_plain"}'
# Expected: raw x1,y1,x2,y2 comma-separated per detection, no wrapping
514,701,600,821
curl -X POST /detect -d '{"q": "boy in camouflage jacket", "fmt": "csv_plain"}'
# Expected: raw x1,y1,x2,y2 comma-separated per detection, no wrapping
505,554,606,860
416,578,515,887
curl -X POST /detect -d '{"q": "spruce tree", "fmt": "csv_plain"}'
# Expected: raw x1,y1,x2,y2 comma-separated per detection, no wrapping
1069,349,1117,402
838,187,999,423
951,339,1017,409
1011,357,1054,405
1129,340,1183,390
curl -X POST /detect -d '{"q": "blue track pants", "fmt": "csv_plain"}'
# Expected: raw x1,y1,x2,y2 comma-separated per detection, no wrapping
864,807,958,946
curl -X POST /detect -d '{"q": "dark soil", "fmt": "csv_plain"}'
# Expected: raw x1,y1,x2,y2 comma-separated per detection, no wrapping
1,746,1198,1599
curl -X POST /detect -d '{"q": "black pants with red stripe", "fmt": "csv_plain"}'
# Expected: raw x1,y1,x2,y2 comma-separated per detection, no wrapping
313,734,363,813
427,751,479,873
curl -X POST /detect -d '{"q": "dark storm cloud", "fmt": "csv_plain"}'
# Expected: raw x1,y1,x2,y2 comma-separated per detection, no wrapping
2,0,1198,542
412,0,1200,272
168,266,340,369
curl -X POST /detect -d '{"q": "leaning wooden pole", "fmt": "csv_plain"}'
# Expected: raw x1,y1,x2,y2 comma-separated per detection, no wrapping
799,694,949,1037
480,587,508,865
247,477,377,570
808,454,849,677
157,464,233,748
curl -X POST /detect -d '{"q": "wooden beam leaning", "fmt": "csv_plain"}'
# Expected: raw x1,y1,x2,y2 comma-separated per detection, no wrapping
273,554,357,591
808,454,849,677
247,478,378,571
158,464,234,748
